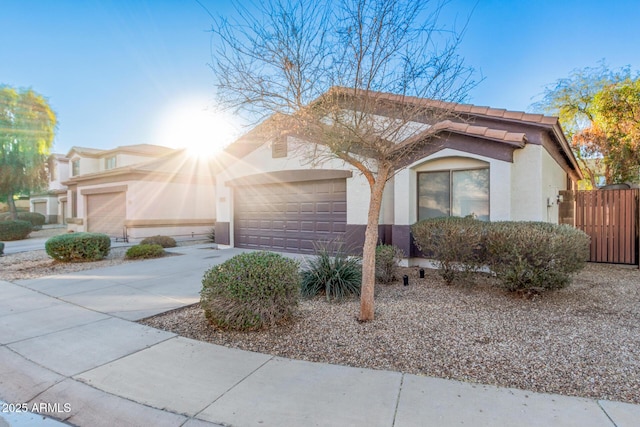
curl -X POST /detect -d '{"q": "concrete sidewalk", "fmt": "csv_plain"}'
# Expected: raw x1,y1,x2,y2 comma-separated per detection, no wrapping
1,245,639,426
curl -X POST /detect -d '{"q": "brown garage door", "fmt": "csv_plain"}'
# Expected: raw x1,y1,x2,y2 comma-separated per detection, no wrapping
86,192,126,236
234,179,347,254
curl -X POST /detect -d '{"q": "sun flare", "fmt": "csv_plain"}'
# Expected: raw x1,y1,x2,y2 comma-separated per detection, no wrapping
155,98,239,157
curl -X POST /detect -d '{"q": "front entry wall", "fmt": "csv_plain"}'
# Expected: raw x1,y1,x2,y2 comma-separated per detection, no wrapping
234,179,347,254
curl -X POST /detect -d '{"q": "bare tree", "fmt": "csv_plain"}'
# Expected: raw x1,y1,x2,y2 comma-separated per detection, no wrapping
208,0,477,321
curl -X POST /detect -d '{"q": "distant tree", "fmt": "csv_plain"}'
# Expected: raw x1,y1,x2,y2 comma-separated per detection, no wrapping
0,85,57,219
209,0,477,321
535,63,639,187
591,78,640,184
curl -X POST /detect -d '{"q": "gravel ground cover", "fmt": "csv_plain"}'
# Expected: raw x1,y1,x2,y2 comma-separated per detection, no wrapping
141,263,640,404
3,237,639,404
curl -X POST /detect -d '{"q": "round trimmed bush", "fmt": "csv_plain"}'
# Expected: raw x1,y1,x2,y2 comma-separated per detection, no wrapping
125,244,165,259
375,244,403,284
484,221,590,292
411,217,486,285
45,232,111,262
140,235,176,248
1,212,45,229
0,220,32,241
200,251,300,331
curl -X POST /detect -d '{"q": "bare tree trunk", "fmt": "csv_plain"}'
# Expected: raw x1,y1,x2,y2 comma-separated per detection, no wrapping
359,165,390,321
7,192,18,220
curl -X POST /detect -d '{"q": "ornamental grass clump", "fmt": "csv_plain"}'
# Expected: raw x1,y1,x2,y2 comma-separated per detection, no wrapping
200,251,300,331
411,217,486,285
484,221,590,293
300,243,362,301
45,232,111,262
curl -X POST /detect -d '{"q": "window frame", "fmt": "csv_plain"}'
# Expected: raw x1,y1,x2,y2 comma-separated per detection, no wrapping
416,167,490,221
104,156,117,170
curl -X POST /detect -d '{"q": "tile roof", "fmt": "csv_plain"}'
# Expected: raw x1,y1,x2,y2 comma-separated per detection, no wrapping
332,87,560,126
431,120,527,147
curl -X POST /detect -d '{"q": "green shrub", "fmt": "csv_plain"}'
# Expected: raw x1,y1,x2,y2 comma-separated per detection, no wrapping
411,217,486,285
125,244,165,259
200,251,300,331
301,244,362,301
140,235,176,248
208,226,216,243
0,212,46,229
45,232,111,262
0,241,4,256
375,244,403,284
484,222,590,293
0,220,32,241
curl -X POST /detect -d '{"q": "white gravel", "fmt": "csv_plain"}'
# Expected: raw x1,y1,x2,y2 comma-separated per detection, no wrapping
141,263,640,404
2,240,639,404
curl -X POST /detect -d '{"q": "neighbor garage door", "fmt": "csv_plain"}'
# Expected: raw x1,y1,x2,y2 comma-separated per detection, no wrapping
86,192,126,236
33,201,46,216
234,179,347,254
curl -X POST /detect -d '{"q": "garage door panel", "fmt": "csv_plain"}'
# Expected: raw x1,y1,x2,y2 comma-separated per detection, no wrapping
234,178,347,254
86,192,125,236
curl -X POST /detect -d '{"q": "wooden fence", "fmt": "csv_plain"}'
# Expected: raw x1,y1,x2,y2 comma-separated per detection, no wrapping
567,189,639,264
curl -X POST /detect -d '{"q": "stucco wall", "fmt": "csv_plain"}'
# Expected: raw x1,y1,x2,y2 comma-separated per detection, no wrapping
511,145,543,221
128,179,216,221
540,147,568,224
394,148,512,225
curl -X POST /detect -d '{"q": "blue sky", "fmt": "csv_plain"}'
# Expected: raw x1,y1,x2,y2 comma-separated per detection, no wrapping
1,0,639,155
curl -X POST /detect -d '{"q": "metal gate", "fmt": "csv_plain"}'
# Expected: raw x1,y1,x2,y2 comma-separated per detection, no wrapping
564,189,639,264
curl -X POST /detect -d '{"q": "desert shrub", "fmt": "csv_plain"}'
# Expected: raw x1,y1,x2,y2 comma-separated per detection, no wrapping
375,244,403,284
140,235,176,248
411,217,486,285
0,212,46,229
0,220,32,241
200,251,300,331
301,244,362,301
0,242,4,256
125,244,165,259
484,221,590,293
45,232,111,262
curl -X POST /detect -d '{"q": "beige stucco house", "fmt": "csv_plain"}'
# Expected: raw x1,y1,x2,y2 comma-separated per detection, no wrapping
63,145,216,241
214,90,582,262
31,144,216,241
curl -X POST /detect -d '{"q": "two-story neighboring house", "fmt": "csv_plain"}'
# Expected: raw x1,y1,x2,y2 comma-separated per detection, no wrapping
29,154,70,224
62,144,216,241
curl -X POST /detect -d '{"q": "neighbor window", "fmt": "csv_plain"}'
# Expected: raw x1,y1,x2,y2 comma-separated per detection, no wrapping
105,156,116,170
418,168,489,221
272,139,287,158
72,159,80,176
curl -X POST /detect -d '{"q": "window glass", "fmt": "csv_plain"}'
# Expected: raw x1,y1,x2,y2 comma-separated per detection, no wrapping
452,169,489,220
418,168,489,221
105,156,116,170
418,171,450,220
72,160,80,176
